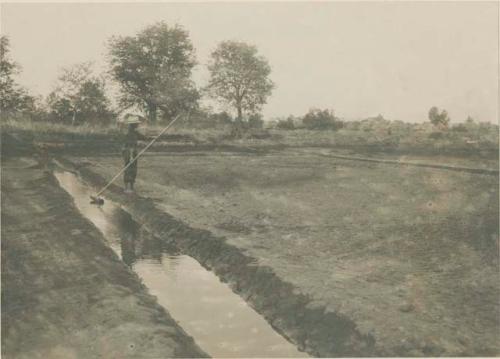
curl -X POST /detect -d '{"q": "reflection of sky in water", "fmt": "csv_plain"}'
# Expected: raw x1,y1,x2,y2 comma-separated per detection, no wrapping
55,171,307,358
134,255,306,357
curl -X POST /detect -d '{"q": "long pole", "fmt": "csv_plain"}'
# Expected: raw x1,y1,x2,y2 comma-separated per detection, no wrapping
93,112,184,198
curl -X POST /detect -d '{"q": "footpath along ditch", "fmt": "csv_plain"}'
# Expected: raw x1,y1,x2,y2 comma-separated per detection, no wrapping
1,156,208,359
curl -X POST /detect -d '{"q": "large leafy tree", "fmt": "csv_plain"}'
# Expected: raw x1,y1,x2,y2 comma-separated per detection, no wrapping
108,22,198,122
47,62,114,125
207,41,274,123
0,36,35,116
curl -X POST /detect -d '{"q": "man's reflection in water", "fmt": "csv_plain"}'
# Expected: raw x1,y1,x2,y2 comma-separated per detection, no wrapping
111,209,140,266
111,208,169,266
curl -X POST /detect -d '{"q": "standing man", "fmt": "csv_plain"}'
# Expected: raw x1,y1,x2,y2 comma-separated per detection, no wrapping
122,113,148,193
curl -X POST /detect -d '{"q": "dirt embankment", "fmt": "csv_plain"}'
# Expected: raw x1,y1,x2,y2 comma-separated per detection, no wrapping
1,156,208,358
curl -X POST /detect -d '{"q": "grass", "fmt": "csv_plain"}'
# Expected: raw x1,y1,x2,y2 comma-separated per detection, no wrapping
0,117,230,144
2,117,498,159
142,124,228,144
1,118,120,136
262,124,499,157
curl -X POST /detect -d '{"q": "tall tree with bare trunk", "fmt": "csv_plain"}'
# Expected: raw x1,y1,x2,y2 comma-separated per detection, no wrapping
207,41,274,125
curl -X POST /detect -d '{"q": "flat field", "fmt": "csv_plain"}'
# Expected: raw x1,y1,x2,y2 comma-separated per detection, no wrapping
70,146,499,356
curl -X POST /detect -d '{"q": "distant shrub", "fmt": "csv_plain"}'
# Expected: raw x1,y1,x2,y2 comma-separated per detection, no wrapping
451,124,468,132
302,108,343,130
208,111,233,126
223,113,265,138
428,106,450,127
465,116,475,124
429,131,444,139
344,121,361,131
276,117,296,130
178,109,233,129
245,129,272,139
248,113,264,129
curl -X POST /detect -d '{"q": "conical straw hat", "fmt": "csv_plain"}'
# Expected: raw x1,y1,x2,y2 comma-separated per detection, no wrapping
118,106,147,124
122,113,144,124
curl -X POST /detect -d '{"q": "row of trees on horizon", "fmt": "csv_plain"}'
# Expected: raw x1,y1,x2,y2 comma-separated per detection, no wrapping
1,21,274,127
1,22,490,130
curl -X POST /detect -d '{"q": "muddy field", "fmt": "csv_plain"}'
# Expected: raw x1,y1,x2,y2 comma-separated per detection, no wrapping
63,146,499,356
2,131,499,357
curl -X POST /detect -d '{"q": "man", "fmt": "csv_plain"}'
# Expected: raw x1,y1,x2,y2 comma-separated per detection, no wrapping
122,114,148,193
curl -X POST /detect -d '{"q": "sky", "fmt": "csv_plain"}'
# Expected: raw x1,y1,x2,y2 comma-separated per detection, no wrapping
1,2,498,123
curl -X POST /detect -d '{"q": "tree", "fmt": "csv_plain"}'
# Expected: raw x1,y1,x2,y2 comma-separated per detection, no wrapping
302,108,343,130
0,36,35,116
47,62,113,125
207,41,274,123
428,106,450,127
108,22,198,122
207,111,233,127
276,116,296,130
247,113,264,129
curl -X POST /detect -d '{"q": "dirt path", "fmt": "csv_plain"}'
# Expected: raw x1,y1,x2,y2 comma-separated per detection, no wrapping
62,149,499,357
1,157,207,359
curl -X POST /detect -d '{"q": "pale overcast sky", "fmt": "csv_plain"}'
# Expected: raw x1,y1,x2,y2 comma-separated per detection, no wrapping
1,2,498,123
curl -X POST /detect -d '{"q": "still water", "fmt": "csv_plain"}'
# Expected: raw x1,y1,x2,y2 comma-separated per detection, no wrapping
54,171,306,358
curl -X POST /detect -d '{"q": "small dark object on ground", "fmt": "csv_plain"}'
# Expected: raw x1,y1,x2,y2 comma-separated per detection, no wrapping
90,195,104,206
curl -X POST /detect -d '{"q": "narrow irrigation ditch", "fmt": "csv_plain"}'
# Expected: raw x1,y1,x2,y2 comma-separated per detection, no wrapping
55,157,378,357
54,171,306,358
